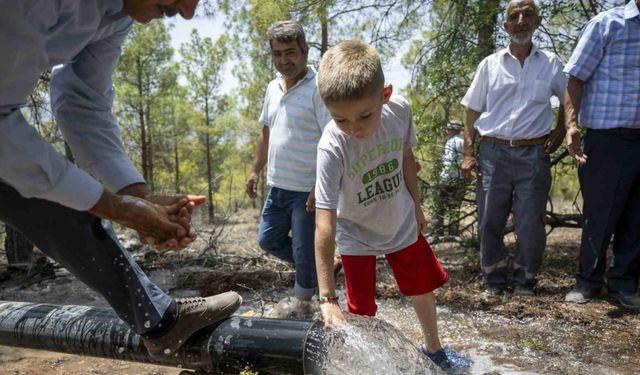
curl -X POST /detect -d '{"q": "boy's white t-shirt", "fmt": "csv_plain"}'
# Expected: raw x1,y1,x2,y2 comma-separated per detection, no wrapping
315,95,418,256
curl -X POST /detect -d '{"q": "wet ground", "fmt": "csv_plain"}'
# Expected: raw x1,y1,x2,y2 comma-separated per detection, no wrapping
0,209,638,374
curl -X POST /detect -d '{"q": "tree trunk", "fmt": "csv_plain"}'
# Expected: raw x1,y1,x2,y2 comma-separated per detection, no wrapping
146,101,154,191
204,99,214,222
4,225,33,269
476,0,500,60
319,3,329,56
137,60,149,184
174,136,180,194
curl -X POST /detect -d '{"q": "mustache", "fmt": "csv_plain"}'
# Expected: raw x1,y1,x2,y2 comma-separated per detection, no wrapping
159,5,179,17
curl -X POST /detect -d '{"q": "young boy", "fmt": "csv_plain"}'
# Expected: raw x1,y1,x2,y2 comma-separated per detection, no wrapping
314,40,472,373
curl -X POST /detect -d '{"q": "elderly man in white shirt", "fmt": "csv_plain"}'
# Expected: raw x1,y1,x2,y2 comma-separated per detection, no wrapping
461,0,567,296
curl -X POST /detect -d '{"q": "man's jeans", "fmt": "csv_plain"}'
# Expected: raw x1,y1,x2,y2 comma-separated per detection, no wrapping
258,187,317,298
0,182,173,335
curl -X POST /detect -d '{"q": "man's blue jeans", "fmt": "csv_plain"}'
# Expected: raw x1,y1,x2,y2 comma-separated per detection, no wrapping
258,187,317,298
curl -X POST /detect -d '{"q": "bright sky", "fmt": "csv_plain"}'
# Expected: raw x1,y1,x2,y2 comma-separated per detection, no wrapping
165,14,411,96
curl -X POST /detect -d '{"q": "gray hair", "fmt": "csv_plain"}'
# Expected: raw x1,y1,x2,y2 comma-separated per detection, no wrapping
506,0,540,17
266,20,307,51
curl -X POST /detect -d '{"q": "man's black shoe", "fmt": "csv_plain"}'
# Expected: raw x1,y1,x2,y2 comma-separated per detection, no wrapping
514,284,535,296
609,291,640,311
483,284,506,296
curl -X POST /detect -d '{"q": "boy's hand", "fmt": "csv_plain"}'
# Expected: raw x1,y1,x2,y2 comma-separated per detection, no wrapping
320,302,346,327
415,206,427,235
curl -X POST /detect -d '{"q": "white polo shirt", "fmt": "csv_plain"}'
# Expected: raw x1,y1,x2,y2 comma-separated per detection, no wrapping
259,67,332,192
461,46,567,141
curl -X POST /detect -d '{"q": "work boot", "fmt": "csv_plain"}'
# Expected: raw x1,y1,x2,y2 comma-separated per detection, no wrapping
143,291,242,358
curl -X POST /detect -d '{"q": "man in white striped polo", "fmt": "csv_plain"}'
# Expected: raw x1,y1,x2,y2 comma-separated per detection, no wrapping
246,20,333,317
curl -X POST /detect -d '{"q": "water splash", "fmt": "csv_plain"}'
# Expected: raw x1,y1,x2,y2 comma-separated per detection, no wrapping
313,314,445,375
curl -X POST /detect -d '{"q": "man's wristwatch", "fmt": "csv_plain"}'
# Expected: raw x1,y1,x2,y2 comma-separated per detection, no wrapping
317,296,339,304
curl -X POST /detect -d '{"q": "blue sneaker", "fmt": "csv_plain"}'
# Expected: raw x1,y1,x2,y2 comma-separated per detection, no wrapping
420,345,473,373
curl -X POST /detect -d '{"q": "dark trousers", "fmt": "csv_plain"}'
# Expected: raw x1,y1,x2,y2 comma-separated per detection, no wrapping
577,129,640,294
476,142,551,287
0,182,172,335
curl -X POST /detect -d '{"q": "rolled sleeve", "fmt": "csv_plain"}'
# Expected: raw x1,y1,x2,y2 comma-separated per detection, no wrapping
315,145,343,210
50,18,144,194
564,19,604,82
461,59,489,112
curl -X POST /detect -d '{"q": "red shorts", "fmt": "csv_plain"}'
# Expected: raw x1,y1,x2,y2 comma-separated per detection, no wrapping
341,234,448,316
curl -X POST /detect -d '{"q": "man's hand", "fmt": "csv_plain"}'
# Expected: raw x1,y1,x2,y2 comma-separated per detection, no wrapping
320,302,346,327
544,129,565,154
246,172,259,199
145,194,206,249
90,191,190,248
461,155,478,182
415,206,427,235
565,126,587,164
306,189,316,212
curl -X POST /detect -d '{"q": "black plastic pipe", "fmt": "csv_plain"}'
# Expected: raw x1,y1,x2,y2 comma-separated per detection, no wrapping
0,300,326,374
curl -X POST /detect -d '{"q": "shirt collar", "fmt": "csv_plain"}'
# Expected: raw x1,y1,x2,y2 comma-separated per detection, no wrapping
624,0,640,20
277,66,316,92
501,44,540,60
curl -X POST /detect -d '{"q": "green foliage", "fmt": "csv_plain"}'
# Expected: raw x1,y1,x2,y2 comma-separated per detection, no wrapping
403,0,613,235
107,0,615,220
115,22,178,189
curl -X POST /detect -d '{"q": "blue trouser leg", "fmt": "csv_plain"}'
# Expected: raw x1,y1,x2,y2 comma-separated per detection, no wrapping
477,142,512,286
512,145,551,286
290,191,317,298
258,188,294,263
257,187,317,298
577,130,640,294
478,143,551,286
0,182,172,335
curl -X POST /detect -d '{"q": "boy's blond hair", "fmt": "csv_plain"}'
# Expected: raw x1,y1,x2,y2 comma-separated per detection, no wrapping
318,40,385,102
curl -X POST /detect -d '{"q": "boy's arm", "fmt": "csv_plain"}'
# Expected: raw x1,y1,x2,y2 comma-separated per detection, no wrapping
403,148,427,234
315,207,345,324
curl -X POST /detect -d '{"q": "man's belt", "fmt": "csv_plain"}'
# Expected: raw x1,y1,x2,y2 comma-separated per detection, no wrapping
480,135,548,147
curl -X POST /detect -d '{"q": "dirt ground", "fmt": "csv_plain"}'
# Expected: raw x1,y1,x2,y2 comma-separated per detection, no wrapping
0,208,638,374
